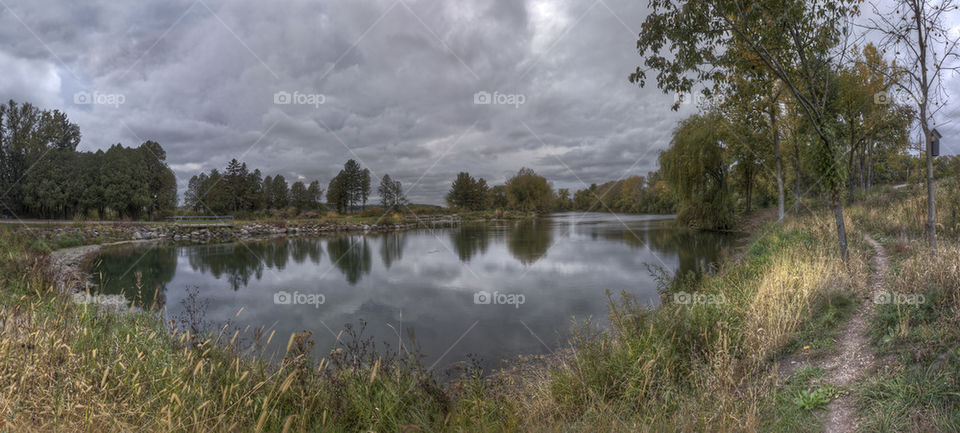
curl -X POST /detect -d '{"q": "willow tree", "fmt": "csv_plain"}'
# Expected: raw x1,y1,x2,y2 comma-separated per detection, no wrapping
660,113,735,230
631,0,860,260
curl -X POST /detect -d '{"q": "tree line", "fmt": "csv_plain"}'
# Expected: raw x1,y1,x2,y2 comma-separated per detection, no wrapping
650,44,913,231
445,167,676,214
631,0,957,259
185,159,324,214
186,159,412,216
0,100,177,219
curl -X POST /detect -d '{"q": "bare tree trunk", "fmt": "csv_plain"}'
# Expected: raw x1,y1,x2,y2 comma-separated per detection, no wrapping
771,108,784,221
911,0,936,253
832,189,849,262
924,124,937,252
847,126,857,201
858,143,865,190
794,127,802,213
866,141,873,193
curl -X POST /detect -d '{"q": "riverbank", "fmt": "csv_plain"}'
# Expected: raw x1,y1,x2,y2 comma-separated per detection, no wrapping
15,214,465,246
0,185,957,431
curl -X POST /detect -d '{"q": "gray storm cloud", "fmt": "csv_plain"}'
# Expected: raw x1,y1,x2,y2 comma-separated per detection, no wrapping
10,0,939,204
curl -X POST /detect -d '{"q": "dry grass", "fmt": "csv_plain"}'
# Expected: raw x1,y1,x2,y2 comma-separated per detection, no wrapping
0,231,467,433
845,182,960,432
506,213,868,432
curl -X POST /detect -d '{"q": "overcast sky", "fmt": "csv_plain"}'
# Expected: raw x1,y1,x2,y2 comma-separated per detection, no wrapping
2,0,959,205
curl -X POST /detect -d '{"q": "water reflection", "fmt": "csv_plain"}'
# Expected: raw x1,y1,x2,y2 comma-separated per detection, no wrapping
92,246,175,307
379,232,406,268
450,224,492,262
507,220,552,265
91,213,738,369
326,236,372,285
611,224,729,275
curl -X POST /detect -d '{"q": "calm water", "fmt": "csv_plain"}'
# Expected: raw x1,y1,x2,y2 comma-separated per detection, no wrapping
91,213,737,370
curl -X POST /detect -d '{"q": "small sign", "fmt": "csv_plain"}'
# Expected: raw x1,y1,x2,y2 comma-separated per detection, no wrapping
931,128,942,157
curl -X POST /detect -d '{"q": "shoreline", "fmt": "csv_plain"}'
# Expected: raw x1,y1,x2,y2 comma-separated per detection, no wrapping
41,215,476,292
48,239,160,294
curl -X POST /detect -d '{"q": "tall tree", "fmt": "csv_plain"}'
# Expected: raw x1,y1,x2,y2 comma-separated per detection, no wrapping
270,175,289,209
290,181,309,212
869,0,960,253
100,144,150,219
261,175,274,209
555,188,572,211
307,180,323,210
0,100,81,215
660,113,735,229
631,0,861,260
488,185,508,209
447,172,489,211
505,167,553,213
140,141,177,219
327,173,348,214
378,174,406,211
245,168,264,211
360,168,371,210
342,159,363,210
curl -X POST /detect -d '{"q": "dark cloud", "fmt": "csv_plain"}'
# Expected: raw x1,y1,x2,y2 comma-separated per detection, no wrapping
12,0,932,205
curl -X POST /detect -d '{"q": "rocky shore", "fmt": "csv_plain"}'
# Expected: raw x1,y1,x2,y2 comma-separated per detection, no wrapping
162,216,462,243
23,215,464,245
40,215,465,294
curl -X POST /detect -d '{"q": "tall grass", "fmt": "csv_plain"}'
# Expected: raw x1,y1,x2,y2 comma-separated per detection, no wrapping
0,229,503,432
846,180,960,432
508,216,867,431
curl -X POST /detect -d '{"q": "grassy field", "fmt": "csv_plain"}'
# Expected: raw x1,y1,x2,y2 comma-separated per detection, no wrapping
1,184,958,432
843,181,960,433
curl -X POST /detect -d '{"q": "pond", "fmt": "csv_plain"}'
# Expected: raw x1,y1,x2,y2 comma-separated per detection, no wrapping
90,213,738,370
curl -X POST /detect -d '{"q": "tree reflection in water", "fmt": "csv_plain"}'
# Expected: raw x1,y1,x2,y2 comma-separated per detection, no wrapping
326,235,372,285
91,246,176,308
450,224,491,262
379,231,406,269
507,219,552,265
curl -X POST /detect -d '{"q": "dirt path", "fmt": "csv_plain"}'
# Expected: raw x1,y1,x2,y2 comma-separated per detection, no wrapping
819,234,887,432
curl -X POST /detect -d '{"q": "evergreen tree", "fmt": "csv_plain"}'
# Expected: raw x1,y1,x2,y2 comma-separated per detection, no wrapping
246,169,264,211
271,175,289,209
447,172,489,211
261,175,274,209
307,181,323,210
360,168,371,210
290,181,308,212
140,141,177,219
378,174,407,211
327,173,348,213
